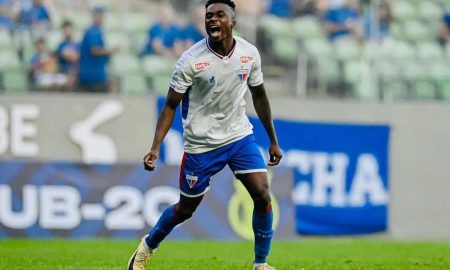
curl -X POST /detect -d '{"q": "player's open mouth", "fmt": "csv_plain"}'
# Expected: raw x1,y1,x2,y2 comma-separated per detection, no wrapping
209,25,221,39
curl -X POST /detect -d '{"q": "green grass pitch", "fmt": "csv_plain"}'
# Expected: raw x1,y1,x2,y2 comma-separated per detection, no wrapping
1,239,449,269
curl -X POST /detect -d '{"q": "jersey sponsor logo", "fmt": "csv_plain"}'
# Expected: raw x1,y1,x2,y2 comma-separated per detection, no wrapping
236,66,249,82
240,56,253,64
186,174,198,188
194,62,210,71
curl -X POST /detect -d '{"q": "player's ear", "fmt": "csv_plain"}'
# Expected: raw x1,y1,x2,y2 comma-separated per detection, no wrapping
232,20,236,27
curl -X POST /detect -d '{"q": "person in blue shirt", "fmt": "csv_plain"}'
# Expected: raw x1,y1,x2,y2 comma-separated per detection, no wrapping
267,0,292,18
179,5,206,51
56,20,79,88
140,3,181,57
0,0,15,31
78,6,119,93
17,0,51,35
439,11,450,46
323,0,362,41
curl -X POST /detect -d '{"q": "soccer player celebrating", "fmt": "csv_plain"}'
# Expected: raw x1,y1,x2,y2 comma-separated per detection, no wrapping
128,0,282,269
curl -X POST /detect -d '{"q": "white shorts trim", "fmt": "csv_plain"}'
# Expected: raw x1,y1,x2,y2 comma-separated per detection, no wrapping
234,168,267,175
179,186,210,198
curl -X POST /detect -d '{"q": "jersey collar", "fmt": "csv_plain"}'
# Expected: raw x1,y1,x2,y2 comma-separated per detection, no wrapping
206,38,236,60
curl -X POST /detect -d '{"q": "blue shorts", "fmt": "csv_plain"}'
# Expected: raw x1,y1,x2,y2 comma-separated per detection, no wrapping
179,134,267,197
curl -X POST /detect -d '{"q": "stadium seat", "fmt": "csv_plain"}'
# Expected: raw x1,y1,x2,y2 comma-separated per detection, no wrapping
2,71,27,93
292,16,325,40
121,74,148,96
141,55,175,95
67,13,91,31
363,42,384,60
413,80,436,100
45,31,63,51
389,41,416,61
318,58,340,83
403,62,427,81
382,81,410,101
440,81,450,100
390,22,404,40
104,13,124,32
259,16,293,37
304,39,333,60
416,42,444,63
273,37,298,64
430,63,450,91
110,53,141,75
142,55,175,76
334,39,361,61
0,50,22,72
124,13,153,34
418,2,442,21
344,60,378,100
392,1,417,21
105,32,131,52
403,20,431,42
131,33,147,54
0,29,13,49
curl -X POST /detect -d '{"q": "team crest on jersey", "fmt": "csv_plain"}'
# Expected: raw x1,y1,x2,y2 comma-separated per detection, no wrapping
236,66,249,82
240,56,253,64
186,173,198,188
194,62,210,71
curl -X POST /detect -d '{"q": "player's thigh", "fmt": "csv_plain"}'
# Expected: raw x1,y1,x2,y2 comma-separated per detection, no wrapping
236,171,270,200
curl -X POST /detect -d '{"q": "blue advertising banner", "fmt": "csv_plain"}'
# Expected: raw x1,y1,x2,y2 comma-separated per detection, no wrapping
157,97,390,235
0,162,294,239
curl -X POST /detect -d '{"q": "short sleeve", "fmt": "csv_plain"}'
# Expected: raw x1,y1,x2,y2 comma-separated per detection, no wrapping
444,13,450,27
170,54,193,94
248,49,264,87
86,30,103,48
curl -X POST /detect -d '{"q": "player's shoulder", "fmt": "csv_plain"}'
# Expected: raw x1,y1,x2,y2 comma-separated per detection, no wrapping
235,36,260,55
179,38,208,61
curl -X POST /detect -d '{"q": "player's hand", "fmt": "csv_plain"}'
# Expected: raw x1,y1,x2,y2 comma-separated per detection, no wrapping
267,143,282,166
143,149,159,171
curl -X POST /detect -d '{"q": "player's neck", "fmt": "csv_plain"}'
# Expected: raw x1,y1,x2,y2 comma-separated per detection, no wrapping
208,36,235,57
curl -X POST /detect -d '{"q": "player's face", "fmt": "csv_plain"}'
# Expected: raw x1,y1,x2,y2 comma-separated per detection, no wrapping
205,3,235,42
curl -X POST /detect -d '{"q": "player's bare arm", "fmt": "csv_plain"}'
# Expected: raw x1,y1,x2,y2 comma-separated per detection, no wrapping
143,88,183,171
249,83,282,166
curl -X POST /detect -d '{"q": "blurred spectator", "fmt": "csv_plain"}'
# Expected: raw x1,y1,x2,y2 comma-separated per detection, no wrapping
292,0,328,17
235,0,262,17
439,11,450,47
179,5,206,51
140,3,180,57
267,0,292,18
235,0,262,43
364,0,391,41
0,0,15,31
323,0,362,41
56,20,79,88
30,38,67,90
17,0,51,36
78,6,119,93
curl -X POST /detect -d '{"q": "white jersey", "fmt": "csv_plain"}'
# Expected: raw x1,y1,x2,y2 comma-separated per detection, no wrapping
170,37,264,154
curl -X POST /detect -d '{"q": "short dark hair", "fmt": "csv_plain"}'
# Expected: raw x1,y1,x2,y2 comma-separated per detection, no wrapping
205,0,236,10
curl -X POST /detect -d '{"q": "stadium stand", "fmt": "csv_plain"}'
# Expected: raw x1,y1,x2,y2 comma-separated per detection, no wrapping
0,0,449,102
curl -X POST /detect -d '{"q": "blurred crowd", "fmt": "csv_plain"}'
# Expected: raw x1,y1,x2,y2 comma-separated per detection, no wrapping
1,0,450,97
0,0,208,92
